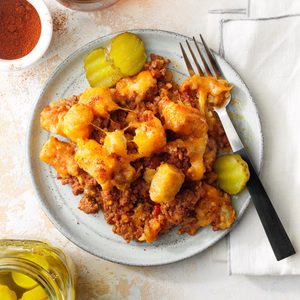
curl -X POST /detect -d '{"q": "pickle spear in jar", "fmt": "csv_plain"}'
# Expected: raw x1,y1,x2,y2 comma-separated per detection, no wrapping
214,154,250,195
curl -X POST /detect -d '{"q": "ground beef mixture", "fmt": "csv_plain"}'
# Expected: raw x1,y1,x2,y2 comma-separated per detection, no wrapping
45,54,236,243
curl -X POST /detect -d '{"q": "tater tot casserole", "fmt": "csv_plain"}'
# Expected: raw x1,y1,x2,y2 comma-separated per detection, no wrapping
39,54,237,243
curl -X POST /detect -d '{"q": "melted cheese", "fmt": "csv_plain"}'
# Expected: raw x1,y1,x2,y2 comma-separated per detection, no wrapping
40,70,231,195
133,111,166,156
63,103,94,142
160,96,207,137
111,160,136,190
184,135,208,180
196,183,236,230
180,75,232,109
40,99,70,136
116,70,156,103
79,86,119,118
75,140,116,188
168,134,208,181
39,137,79,178
103,130,127,156
75,139,135,190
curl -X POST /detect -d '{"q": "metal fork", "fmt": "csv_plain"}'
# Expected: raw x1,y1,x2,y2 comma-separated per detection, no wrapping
180,35,295,261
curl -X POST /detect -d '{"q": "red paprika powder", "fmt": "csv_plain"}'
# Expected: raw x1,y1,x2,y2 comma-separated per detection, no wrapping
0,0,42,60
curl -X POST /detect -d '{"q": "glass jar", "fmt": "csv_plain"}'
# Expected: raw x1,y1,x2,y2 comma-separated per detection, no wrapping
55,0,119,11
0,240,76,300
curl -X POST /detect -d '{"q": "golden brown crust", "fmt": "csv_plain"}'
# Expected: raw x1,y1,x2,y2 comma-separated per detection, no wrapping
40,96,77,136
39,136,79,178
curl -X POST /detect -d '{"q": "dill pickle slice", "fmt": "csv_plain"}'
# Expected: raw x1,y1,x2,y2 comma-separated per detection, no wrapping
214,154,250,195
109,32,147,76
11,272,37,290
0,285,17,300
12,254,49,289
20,285,48,300
84,48,123,87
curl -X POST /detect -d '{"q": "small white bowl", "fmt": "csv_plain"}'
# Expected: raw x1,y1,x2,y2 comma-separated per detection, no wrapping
0,0,53,71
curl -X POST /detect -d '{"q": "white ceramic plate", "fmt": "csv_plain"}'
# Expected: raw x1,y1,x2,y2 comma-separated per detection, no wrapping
28,29,263,266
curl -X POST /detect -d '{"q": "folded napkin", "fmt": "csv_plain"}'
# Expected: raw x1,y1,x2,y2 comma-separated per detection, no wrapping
96,0,248,50
250,0,300,17
220,15,300,275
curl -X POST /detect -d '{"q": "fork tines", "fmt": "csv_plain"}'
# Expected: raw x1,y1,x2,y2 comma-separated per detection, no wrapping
180,34,223,79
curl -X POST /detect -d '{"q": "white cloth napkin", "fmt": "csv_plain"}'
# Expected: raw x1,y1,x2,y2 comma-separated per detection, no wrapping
250,0,300,17
220,15,300,275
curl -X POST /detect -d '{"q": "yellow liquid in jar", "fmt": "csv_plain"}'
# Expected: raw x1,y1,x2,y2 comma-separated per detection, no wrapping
0,240,76,300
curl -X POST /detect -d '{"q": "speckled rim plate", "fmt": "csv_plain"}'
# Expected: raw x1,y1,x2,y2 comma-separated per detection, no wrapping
27,29,263,266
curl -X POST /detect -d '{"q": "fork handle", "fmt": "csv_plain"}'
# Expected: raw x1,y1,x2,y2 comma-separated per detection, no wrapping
236,148,296,261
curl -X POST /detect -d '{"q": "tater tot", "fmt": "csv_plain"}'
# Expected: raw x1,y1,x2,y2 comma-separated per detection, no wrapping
161,98,207,137
79,86,119,118
115,70,157,103
40,99,71,135
150,164,185,203
103,130,127,156
63,103,94,142
133,111,166,156
75,140,116,187
39,136,79,178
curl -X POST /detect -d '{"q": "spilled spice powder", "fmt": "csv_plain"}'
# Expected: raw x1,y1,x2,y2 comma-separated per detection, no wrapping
52,10,68,35
0,0,42,60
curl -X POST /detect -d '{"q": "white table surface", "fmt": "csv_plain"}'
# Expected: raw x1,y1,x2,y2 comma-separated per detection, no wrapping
1,0,300,299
